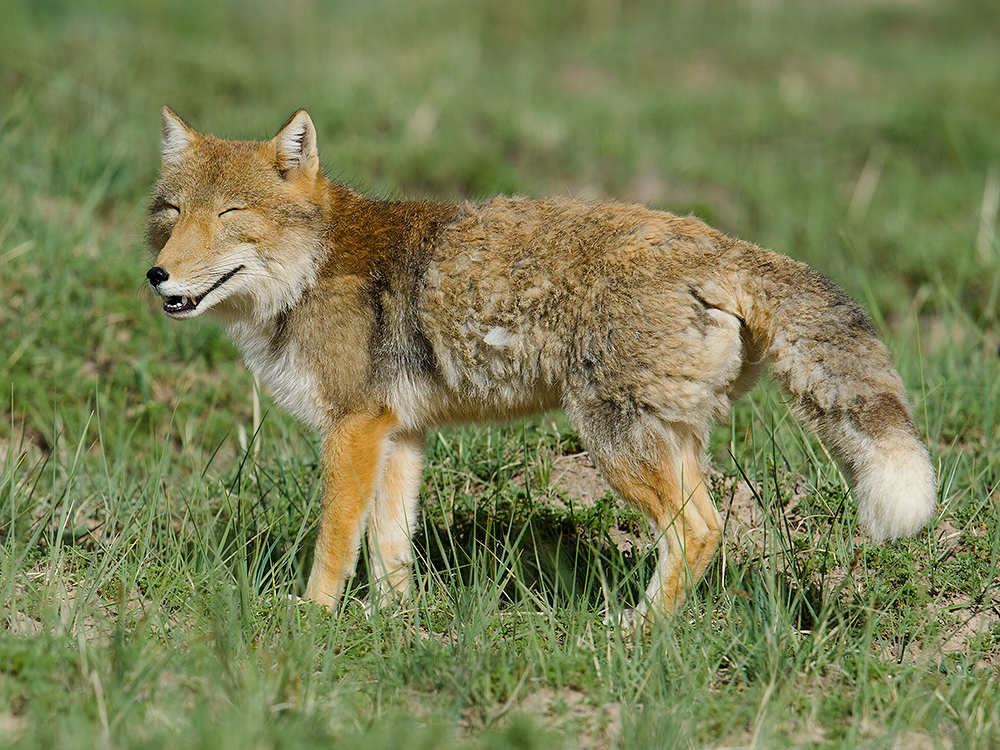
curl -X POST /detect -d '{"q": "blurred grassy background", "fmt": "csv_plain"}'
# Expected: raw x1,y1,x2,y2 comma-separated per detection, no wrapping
2,0,999,454
2,0,999,452
2,0,999,747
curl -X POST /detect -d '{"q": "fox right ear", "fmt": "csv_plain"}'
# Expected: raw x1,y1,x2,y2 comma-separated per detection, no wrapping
160,107,197,166
273,110,319,181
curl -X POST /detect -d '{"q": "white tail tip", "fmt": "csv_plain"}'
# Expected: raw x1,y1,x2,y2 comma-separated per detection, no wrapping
853,436,937,542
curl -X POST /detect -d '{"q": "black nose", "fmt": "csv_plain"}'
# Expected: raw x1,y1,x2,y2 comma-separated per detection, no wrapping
147,266,169,286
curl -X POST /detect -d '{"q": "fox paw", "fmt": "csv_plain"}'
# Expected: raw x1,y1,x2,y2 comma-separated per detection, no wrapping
604,607,641,635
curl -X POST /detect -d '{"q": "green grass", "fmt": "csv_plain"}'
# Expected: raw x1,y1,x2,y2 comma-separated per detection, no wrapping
2,0,999,747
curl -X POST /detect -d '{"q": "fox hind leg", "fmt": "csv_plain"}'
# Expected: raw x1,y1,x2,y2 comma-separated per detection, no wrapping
591,426,723,620
367,430,425,608
646,440,722,618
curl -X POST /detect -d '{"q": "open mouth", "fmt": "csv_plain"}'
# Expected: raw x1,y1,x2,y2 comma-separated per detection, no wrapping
162,266,243,315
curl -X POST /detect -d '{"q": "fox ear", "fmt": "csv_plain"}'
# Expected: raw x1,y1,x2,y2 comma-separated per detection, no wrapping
274,110,319,181
161,107,197,166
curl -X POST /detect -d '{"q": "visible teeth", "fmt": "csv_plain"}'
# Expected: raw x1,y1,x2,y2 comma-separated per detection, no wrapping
162,294,199,314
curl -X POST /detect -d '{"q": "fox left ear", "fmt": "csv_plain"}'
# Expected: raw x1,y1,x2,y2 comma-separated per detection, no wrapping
161,107,198,166
274,110,319,181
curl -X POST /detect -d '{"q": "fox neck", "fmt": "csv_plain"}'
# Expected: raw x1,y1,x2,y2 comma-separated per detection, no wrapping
209,182,352,431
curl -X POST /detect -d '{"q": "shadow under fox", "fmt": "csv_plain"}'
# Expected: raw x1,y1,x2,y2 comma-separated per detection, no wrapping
146,108,936,623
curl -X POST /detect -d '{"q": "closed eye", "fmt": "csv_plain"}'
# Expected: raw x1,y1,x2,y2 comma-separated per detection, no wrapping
219,206,245,217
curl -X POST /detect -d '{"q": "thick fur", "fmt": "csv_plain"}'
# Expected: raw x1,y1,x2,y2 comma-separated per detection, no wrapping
146,108,936,620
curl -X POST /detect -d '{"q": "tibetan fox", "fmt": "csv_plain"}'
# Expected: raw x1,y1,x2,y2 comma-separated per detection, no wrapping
146,109,936,623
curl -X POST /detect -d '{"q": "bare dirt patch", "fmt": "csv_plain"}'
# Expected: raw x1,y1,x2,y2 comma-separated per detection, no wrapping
545,452,612,509
517,687,621,749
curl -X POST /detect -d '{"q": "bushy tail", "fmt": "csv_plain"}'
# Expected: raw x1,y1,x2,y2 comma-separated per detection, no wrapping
729,244,937,541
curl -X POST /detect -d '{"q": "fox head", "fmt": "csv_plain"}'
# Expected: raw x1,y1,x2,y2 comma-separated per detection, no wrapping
146,108,326,322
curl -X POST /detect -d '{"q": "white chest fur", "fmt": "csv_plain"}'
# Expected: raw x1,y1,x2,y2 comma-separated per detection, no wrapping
226,319,325,431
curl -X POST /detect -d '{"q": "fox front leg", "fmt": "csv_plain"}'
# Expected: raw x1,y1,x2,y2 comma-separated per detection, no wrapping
366,429,425,608
305,410,399,610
